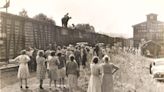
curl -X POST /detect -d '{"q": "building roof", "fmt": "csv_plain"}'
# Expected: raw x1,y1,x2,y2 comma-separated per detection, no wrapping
146,13,158,16
132,21,146,27
132,21,164,27
132,13,164,28
143,40,161,47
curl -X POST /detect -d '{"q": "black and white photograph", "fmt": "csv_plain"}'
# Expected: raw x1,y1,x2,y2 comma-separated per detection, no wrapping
0,0,164,92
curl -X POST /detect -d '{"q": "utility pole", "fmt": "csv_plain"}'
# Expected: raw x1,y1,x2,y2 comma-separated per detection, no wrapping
0,0,10,12
5,0,8,13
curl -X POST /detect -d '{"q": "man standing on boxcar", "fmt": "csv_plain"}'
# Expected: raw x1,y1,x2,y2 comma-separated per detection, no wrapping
61,13,71,28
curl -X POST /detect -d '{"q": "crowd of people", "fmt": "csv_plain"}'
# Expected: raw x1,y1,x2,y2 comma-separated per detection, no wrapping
13,43,132,92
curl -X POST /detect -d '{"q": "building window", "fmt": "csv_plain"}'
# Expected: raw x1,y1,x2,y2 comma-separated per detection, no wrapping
141,24,146,27
142,30,146,32
149,29,155,32
15,21,20,26
7,19,11,25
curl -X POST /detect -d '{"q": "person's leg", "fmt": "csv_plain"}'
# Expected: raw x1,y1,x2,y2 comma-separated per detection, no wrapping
62,78,65,88
54,80,56,87
49,79,52,89
25,79,29,88
20,79,23,88
40,79,43,89
59,78,61,88
69,87,73,92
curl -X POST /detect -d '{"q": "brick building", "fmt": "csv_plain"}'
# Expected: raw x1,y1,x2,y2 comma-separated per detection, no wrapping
133,13,164,48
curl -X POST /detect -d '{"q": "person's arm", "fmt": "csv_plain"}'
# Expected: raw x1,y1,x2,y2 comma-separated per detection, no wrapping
13,55,20,63
112,64,119,75
56,58,60,65
26,55,31,63
63,56,66,67
76,63,80,77
66,62,68,77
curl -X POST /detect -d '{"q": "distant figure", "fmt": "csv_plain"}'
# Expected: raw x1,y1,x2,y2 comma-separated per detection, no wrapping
74,46,81,67
32,47,38,71
26,47,34,72
94,45,100,57
82,47,87,68
62,13,71,28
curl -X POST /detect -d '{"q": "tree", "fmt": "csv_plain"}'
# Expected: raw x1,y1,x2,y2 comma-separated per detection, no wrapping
75,24,95,32
33,13,56,25
19,9,28,17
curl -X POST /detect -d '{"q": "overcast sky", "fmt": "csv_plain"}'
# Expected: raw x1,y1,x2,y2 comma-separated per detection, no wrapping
0,0,164,38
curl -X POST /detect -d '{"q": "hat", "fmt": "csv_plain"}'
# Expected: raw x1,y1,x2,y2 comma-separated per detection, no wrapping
37,50,44,56
20,50,26,55
102,55,110,62
69,54,75,58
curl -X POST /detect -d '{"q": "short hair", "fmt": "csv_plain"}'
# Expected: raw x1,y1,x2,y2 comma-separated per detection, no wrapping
105,57,108,62
93,57,99,64
69,55,75,61
103,55,110,63
75,46,78,49
57,52,62,57
51,51,56,56
57,46,61,50
38,51,44,57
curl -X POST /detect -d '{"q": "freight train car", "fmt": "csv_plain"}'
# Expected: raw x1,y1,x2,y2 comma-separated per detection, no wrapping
0,12,57,62
0,12,121,62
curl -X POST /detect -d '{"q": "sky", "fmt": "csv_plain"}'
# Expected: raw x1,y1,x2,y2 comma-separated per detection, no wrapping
0,0,164,38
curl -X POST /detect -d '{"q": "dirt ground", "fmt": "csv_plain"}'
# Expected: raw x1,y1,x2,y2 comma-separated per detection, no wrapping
1,52,164,92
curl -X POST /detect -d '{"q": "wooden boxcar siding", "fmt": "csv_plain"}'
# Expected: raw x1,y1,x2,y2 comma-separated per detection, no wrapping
0,12,56,61
0,12,125,62
0,13,26,61
24,20,55,50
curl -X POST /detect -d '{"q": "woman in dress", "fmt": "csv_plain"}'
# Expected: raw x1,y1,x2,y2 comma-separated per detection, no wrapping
48,51,60,89
87,56,101,92
14,50,30,89
101,55,119,92
36,50,46,89
57,52,66,89
66,54,79,92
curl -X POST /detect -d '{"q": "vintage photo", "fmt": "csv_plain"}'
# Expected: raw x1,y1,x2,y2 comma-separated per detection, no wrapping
0,0,164,92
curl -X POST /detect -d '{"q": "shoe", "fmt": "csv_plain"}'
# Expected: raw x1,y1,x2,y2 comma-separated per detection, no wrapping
40,86,44,89
20,86,22,89
25,86,29,89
